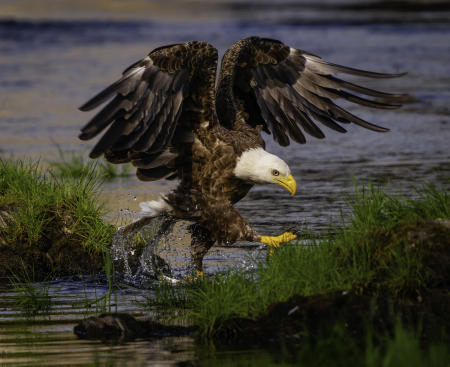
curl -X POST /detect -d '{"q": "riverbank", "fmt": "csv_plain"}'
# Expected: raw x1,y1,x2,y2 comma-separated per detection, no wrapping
1,158,449,365
0,158,115,280
153,182,450,365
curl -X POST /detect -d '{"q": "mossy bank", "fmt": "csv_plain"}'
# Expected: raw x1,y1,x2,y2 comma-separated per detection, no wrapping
0,159,115,280
161,183,450,353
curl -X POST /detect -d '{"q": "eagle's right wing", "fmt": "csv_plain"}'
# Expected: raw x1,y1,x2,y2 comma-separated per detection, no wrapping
217,37,410,146
79,42,218,181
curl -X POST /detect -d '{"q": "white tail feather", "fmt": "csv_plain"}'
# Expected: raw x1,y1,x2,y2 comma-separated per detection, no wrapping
139,195,172,217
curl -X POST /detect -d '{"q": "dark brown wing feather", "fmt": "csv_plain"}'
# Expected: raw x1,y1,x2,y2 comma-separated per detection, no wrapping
219,36,410,145
79,42,218,181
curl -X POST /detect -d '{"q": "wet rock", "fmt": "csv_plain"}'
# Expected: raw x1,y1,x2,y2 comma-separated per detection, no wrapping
74,313,195,342
111,215,197,285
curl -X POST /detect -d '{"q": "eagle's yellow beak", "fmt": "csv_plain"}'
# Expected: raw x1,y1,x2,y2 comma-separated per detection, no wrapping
273,174,297,196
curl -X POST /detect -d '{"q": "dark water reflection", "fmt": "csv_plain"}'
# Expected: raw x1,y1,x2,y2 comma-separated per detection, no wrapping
0,1,449,365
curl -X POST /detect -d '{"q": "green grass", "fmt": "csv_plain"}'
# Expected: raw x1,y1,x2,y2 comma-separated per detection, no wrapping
0,158,112,251
141,280,192,322
72,282,118,317
49,144,132,180
99,159,132,180
348,182,449,230
8,263,53,318
181,183,450,336
0,158,116,279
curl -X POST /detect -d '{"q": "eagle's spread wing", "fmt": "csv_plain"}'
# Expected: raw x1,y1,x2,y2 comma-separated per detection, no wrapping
79,42,218,181
222,36,409,146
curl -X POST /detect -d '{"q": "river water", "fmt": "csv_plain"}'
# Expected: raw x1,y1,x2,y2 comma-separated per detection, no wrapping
0,0,449,365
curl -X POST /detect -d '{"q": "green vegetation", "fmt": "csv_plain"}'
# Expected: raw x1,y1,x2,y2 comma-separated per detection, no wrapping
49,144,132,180
0,156,448,364
184,183,449,337
142,280,191,321
99,159,132,180
72,283,118,317
160,182,449,365
8,264,53,318
125,180,444,367
0,158,116,280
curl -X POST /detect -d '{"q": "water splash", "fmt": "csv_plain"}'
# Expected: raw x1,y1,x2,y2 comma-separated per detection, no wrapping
111,216,197,287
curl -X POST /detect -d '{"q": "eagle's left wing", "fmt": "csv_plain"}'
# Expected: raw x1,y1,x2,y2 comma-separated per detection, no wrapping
217,36,410,146
79,42,218,181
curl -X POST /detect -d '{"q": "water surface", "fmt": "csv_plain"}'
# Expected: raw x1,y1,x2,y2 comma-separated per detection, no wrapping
0,1,449,365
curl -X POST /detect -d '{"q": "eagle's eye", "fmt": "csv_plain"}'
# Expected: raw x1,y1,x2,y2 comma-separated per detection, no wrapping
272,169,280,176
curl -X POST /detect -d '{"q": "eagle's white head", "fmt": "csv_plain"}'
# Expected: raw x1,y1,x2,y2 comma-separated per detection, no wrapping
233,148,297,195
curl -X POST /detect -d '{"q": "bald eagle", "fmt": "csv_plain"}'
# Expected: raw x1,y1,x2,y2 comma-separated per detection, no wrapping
79,37,408,272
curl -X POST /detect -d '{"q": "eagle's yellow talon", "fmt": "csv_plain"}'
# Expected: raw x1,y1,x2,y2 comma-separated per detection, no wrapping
185,269,204,282
260,232,297,249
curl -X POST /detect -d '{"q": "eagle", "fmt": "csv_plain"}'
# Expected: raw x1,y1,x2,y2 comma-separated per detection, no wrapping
79,37,407,273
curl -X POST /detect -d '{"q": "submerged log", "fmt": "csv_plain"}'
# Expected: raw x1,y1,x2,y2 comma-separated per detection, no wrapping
74,313,195,342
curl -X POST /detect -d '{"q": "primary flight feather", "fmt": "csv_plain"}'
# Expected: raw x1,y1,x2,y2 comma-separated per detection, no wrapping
79,36,408,271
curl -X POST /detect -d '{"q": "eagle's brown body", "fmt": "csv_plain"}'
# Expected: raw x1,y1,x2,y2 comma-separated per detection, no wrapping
79,37,408,271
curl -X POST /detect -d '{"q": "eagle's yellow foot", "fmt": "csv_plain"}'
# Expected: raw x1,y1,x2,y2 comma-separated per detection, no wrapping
185,269,204,282
260,232,297,247
260,232,297,257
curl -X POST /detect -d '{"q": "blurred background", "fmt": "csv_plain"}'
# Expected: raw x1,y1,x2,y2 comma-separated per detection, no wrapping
0,0,449,230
